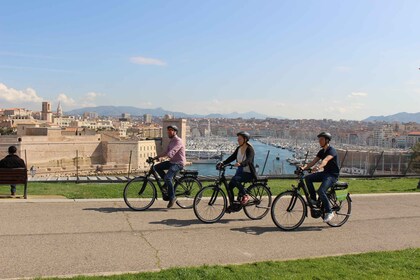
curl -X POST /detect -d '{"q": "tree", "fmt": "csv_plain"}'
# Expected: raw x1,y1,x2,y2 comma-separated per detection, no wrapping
411,142,420,189
410,142,420,175
0,127,15,135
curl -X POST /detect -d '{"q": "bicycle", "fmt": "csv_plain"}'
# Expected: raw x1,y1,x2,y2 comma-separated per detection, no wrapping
193,163,272,223
271,167,352,230
123,157,203,210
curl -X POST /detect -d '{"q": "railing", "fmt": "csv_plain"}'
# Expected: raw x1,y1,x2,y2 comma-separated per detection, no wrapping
0,147,417,183
27,173,420,184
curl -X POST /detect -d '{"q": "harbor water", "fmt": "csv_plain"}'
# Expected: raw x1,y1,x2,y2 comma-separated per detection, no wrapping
185,139,296,176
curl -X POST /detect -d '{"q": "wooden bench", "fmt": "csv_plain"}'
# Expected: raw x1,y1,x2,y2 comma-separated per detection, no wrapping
0,168,28,199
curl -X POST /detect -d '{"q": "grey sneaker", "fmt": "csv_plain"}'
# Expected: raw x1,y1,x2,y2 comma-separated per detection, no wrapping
323,212,334,223
167,198,177,208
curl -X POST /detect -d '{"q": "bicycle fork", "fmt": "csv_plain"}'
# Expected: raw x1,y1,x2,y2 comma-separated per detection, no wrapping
208,187,220,206
138,178,149,196
287,191,299,212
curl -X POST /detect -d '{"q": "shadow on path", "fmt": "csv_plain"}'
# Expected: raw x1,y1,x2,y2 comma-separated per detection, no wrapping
230,225,323,235
150,218,249,227
83,207,168,213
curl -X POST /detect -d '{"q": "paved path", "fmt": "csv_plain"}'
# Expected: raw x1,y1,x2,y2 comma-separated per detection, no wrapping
1,193,420,279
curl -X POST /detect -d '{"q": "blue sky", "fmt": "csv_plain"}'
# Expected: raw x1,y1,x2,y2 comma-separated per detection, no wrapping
1,0,419,120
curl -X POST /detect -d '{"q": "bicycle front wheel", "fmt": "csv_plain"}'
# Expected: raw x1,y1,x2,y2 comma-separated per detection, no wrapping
175,177,203,209
193,185,227,223
271,191,307,231
123,177,157,211
244,183,272,220
327,193,352,227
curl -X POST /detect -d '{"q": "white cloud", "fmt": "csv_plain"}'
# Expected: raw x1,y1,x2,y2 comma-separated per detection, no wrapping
85,92,102,101
0,83,43,103
130,56,167,66
81,92,104,107
348,92,368,98
56,91,104,109
57,93,76,106
137,101,153,107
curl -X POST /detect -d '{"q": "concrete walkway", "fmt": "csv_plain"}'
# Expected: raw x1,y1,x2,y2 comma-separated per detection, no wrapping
1,193,419,279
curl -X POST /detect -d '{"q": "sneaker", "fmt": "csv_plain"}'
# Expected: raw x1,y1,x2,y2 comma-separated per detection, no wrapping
241,195,250,205
11,192,16,196
167,198,177,208
323,212,334,223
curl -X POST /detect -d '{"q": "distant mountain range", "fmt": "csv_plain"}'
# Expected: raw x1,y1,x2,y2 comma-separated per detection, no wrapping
65,106,419,122
65,106,272,119
363,112,420,123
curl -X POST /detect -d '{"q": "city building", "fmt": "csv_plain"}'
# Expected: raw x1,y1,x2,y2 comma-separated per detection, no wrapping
83,112,99,119
41,102,53,123
143,114,152,124
57,102,63,117
407,132,420,148
3,108,32,118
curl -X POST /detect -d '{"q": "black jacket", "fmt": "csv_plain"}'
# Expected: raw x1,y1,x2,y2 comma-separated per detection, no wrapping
223,144,257,180
0,154,26,169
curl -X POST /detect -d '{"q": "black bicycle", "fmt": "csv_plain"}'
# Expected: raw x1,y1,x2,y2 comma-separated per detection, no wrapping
193,163,272,223
123,157,203,210
271,167,351,230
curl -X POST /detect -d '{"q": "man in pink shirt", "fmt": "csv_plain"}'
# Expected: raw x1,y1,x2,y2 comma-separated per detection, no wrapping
154,125,186,208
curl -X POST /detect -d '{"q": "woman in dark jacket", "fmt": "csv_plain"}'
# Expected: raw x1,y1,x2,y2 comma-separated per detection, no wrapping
221,131,257,207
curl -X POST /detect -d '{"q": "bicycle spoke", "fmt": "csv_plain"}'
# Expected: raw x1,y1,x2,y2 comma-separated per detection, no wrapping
175,177,202,209
193,185,226,223
327,194,352,227
271,191,306,230
244,184,272,220
123,178,156,211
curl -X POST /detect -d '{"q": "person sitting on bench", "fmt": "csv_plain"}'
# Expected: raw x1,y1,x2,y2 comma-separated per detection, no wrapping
0,146,26,196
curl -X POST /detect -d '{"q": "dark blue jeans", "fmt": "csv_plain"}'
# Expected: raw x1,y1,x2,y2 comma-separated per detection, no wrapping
304,172,338,213
227,169,253,203
11,184,16,194
154,161,183,200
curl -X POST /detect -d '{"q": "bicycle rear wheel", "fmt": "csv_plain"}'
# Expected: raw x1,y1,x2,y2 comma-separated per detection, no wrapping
244,183,272,220
327,193,352,227
193,185,227,223
271,191,307,231
175,177,203,209
123,177,156,211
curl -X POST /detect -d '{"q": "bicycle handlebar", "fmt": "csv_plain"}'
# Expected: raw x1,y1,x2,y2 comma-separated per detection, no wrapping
216,162,235,171
146,157,157,164
294,167,312,177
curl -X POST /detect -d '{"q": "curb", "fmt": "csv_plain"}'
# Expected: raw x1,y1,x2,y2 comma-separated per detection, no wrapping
0,192,419,203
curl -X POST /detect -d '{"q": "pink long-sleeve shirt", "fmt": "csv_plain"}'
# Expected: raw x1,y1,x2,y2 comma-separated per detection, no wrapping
162,135,186,166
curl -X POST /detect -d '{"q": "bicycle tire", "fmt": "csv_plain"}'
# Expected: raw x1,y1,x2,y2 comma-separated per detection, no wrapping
193,185,227,223
271,190,307,231
123,177,157,211
175,176,203,209
244,183,272,220
327,193,352,227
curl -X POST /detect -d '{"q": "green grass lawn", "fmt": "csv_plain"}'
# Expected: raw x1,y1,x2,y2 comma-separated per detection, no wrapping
43,248,420,280
8,177,419,199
